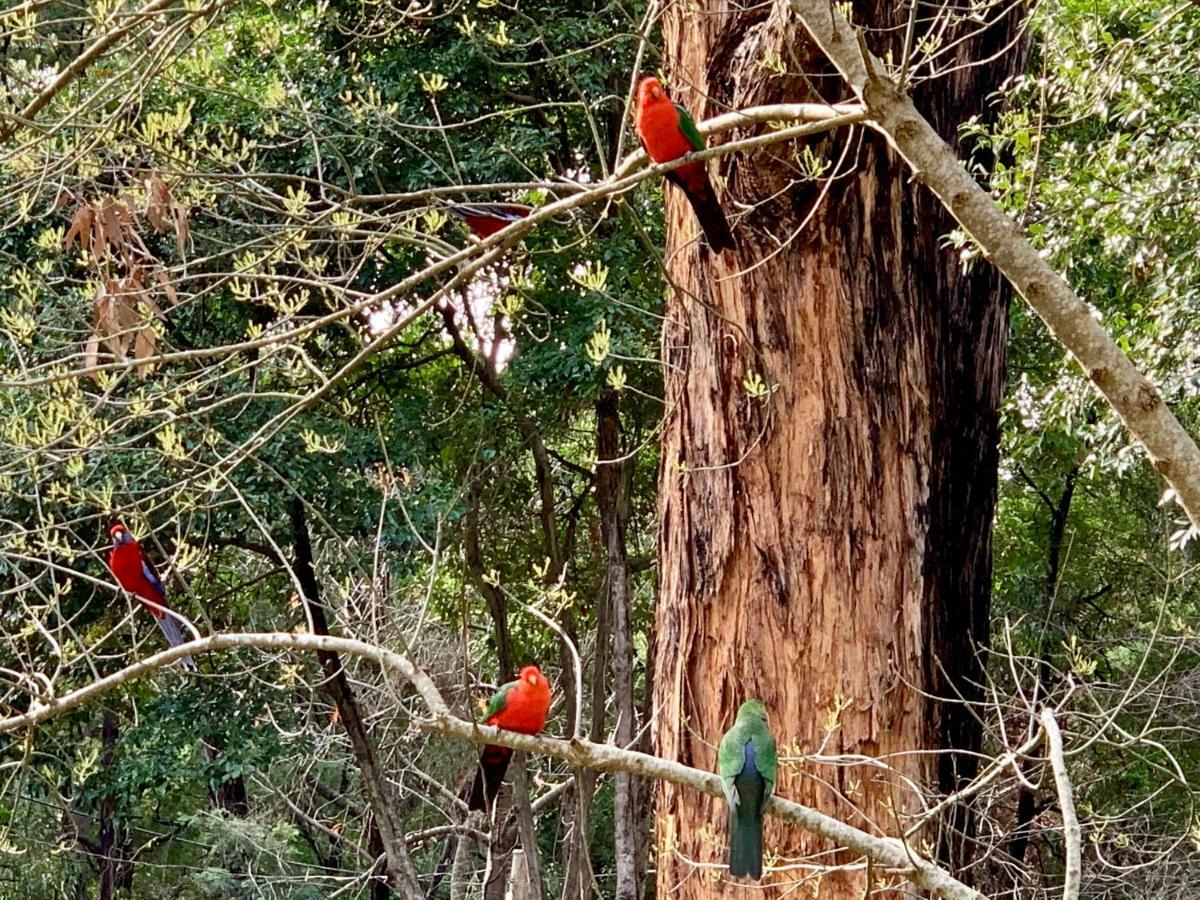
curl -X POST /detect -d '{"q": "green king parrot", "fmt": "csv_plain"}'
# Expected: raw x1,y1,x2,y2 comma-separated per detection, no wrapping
717,698,777,879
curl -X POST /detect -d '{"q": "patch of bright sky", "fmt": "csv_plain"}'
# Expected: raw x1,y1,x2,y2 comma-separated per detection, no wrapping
363,262,520,372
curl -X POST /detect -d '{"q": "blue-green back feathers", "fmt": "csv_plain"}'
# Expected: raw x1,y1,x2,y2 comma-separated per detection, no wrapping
717,699,777,879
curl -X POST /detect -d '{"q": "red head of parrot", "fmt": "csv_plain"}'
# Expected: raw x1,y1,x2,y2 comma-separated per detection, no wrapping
634,76,699,164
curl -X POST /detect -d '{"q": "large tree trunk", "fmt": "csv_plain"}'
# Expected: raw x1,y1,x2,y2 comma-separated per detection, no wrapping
652,4,1026,897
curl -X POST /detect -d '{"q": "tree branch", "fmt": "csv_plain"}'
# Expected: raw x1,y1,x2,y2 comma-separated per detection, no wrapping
788,0,1200,529
289,500,422,900
1041,707,1081,900
0,0,225,143
1,632,982,900
6,105,864,390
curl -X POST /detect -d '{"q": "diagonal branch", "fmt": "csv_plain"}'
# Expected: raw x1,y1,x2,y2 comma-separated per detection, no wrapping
1041,707,1081,900
0,0,226,143
787,0,1200,529
289,500,422,900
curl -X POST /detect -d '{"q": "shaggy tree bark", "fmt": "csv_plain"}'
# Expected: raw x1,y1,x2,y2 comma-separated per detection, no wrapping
653,3,1026,896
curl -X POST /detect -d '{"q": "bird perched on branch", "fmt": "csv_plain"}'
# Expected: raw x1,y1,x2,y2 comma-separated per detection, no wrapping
445,202,532,239
718,698,777,879
108,523,197,671
634,76,736,255
468,664,552,811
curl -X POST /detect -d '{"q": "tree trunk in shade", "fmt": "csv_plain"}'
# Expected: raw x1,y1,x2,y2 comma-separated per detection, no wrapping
652,4,1027,897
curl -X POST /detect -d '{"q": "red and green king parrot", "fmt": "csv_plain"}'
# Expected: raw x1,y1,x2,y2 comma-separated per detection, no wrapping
468,664,552,811
445,202,532,239
718,698,777,879
634,76,736,254
108,523,197,671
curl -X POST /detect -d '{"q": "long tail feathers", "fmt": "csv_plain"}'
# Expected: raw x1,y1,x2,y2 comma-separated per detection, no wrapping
468,744,513,811
668,170,736,254
729,805,764,879
155,614,198,672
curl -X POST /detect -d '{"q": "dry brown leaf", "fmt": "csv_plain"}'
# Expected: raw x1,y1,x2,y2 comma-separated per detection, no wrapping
142,290,166,320
93,280,114,333
174,207,189,260
151,268,179,306
64,205,94,253
93,201,118,263
84,335,101,383
145,175,169,233
132,326,156,374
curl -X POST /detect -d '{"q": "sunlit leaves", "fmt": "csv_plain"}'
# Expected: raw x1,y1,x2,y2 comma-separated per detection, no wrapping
298,427,345,454
606,364,627,392
419,72,448,94
742,369,769,400
585,319,611,364
570,260,609,292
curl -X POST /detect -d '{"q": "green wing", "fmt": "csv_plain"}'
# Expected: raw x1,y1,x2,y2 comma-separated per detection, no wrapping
674,102,705,152
749,724,778,796
483,680,516,720
717,720,749,804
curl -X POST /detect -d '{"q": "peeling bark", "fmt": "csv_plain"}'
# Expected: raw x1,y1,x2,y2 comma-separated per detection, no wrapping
653,3,1025,896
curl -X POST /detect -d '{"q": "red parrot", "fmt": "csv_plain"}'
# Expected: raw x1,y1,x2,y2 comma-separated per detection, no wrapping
634,76,735,254
108,523,197,671
468,664,552,811
445,202,532,238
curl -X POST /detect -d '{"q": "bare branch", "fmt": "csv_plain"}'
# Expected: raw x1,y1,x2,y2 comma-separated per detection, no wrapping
1041,706,1082,900
788,0,1200,528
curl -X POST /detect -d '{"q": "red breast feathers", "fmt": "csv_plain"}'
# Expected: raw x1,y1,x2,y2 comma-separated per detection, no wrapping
108,523,165,610
635,77,696,164
488,665,551,733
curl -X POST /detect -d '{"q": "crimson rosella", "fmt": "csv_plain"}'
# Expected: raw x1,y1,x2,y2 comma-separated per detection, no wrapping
634,76,735,254
445,202,532,239
108,523,197,671
468,665,552,811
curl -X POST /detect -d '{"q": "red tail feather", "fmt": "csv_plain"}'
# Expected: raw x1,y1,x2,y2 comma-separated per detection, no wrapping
666,168,735,254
